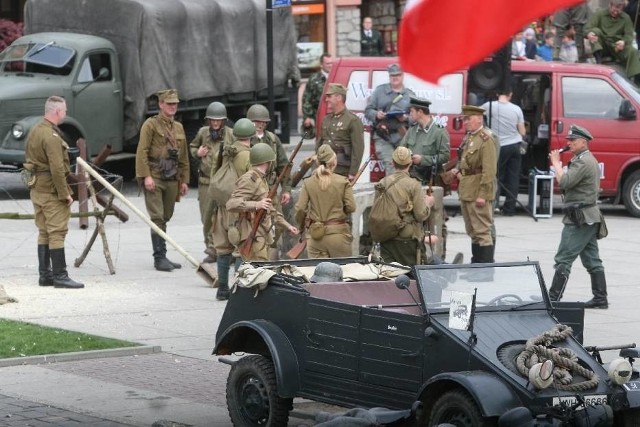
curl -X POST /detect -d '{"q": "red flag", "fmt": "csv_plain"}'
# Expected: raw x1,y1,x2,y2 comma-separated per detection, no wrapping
399,0,582,83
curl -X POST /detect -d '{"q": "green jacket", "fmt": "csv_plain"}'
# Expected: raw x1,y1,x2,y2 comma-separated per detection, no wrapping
135,115,189,183
559,149,601,225
251,130,291,193
400,118,451,184
189,125,233,184
317,108,365,177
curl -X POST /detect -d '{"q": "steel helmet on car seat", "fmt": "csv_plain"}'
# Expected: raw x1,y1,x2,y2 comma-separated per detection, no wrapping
310,262,343,283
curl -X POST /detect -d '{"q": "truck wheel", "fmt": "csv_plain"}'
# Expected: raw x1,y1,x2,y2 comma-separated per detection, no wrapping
428,389,493,427
226,355,292,427
622,170,640,217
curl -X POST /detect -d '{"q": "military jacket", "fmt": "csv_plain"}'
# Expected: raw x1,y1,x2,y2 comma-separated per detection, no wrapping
376,171,430,240
189,125,233,184
251,131,291,193
294,173,356,228
400,118,451,184
559,149,601,224
135,115,189,183
24,119,72,199
317,108,365,177
365,84,415,146
586,8,635,48
458,127,497,202
302,70,326,120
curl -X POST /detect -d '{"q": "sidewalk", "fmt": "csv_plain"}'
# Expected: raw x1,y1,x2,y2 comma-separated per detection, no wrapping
0,169,639,426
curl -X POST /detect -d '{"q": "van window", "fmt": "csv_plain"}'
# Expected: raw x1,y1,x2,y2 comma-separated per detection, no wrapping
562,77,623,119
346,70,372,113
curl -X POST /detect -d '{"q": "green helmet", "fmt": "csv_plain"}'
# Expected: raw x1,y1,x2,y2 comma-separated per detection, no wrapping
205,102,227,120
247,104,271,122
250,143,276,165
233,118,256,138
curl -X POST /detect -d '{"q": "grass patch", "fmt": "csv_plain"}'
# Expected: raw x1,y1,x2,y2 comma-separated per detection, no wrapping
0,319,139,359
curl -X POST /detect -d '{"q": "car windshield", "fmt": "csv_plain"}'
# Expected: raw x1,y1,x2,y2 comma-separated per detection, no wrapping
0,42,75,75
416,262,546,313
612,71,640,104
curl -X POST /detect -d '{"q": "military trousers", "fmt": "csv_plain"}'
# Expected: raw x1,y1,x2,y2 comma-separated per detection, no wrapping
590,41,640,78
212,206,236,256
306,226,353,259
197,183,214,251
460,201,493,246
374,137,396,177
554,223,604,276
381,238,420,267
144,179,178,231
238,237,269,262
31,190,70,249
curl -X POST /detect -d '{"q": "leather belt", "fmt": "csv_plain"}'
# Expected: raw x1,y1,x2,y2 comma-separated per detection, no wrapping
311,219,347,225
461,168,483,176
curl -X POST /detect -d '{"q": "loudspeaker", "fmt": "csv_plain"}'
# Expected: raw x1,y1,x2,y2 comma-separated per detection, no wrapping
468,44,511,94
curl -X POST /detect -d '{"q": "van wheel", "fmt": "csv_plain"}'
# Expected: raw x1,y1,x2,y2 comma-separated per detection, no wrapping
622,170,640,217
226,355,292,427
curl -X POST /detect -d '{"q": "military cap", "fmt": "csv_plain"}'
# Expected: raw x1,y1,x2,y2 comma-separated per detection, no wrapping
566,124,593,141
326,83,347,96
461,104,485,116
158,89,180,104
388,63,403,76
392,146,412,166
317,144,336,164
409,96,432,110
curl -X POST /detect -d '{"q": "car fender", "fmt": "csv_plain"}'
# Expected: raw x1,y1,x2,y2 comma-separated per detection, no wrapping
214,319,300,398
419,371,522,417
4,115,87,147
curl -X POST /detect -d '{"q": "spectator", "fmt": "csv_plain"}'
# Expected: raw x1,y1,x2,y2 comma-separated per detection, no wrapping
511,30,527,60
585,0,640,84
623,0,640,51
560,29,579,63
360,16,384,56
552,2,589,62
524,28,538,59
536,31,555,61
301,53,332,136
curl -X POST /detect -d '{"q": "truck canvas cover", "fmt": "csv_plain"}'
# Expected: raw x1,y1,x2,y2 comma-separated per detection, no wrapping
24,0,298,139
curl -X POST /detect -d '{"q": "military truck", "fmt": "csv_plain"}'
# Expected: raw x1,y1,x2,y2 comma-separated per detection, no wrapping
0,0,297,179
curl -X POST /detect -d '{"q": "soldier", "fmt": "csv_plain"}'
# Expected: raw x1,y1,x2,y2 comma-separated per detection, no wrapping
548,125,608,309
365,63,415,174
25,95,84,288
226,143,298,262
189,102,233,263
301,53,332,135
135,89,189,272
451,105,498,264
316,83,364,181
375,147,434,266
209,118,254,301
294,144,356,258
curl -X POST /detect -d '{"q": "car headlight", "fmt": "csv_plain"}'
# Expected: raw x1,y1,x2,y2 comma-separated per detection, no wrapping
11,124,25,140
529,360,554,389
608,358,632,385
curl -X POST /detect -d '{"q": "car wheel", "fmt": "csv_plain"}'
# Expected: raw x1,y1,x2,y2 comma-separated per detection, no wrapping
622,170,640,218
226,355,292,427
428,389,493,427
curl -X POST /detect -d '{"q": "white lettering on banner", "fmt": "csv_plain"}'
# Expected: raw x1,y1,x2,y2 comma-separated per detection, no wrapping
433,115,448,127
349,82,371,100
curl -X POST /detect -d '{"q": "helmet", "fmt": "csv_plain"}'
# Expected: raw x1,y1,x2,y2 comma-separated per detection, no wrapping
249,143,276,165
233,118,256,138
247,104,271,122
205,102,227,120
310,262,343,283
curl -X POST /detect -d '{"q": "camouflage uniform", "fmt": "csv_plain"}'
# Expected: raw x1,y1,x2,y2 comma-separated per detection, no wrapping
316,110,365,177
301,70,327,124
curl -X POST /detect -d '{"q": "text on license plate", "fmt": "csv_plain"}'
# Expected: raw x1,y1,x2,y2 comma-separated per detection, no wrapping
553,395,608,407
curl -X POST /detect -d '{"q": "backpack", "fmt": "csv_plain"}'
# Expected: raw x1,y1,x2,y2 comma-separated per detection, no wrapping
369,175,407,243
208,146,241,205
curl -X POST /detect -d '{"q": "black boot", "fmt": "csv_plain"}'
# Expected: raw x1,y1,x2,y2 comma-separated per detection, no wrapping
38,244,54,286
216,254,233,301
50,248,84,289
151,233,174,272
585,271,608,309
548,269,569,302
593,50,603,64
470,243,480,263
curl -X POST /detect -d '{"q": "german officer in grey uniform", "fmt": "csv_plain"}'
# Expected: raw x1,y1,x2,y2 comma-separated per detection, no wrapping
548,124,608,309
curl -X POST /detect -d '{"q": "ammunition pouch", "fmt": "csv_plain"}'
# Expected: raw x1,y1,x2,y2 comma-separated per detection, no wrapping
597,213,608,240
309,222,326,240
562,203,586,225
157,157,178,181
21,163,36,189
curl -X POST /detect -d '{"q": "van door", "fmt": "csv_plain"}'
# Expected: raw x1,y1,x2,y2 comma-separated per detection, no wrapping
551,73,640,197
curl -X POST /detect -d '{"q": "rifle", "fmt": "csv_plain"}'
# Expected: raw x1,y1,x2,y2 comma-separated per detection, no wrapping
287,156,371,259
291,154,316,187
424,154,438,256
239,137,305,259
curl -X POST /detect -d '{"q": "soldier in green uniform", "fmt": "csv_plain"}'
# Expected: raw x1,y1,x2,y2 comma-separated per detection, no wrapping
586,0,640,83
548,125,608,309
376,147,433,266
25,96,84,289
316,83,365,180
294,144,356,258
209,118,254,301
189,101,233,263
226,144,298,262
451,105,498,264
135,89,189,272
301,53,332,135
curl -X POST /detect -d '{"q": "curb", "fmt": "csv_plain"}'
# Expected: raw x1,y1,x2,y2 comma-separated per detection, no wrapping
0,344,162,368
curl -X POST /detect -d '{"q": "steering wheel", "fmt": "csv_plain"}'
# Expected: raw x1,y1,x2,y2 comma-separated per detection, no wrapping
485,294,523,306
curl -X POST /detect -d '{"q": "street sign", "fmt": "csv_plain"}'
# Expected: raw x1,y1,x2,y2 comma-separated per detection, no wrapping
272,0,291,8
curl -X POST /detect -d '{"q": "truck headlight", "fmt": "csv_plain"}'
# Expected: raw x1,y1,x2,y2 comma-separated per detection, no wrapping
11,124,25,140
529,360,554,389
608,358,632,385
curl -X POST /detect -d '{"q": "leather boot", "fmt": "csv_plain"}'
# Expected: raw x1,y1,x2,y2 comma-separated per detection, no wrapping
216,254,233,301
38,244,54,286
585,271,608,309
203,247,217,264
548,269,569,302
50,248,84,289
480,245,495,264
451,252,464,265
470,243,480,263
151,233,174,272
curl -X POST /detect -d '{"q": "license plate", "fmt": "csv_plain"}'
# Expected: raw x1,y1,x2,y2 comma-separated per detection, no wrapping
553,394,608,407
